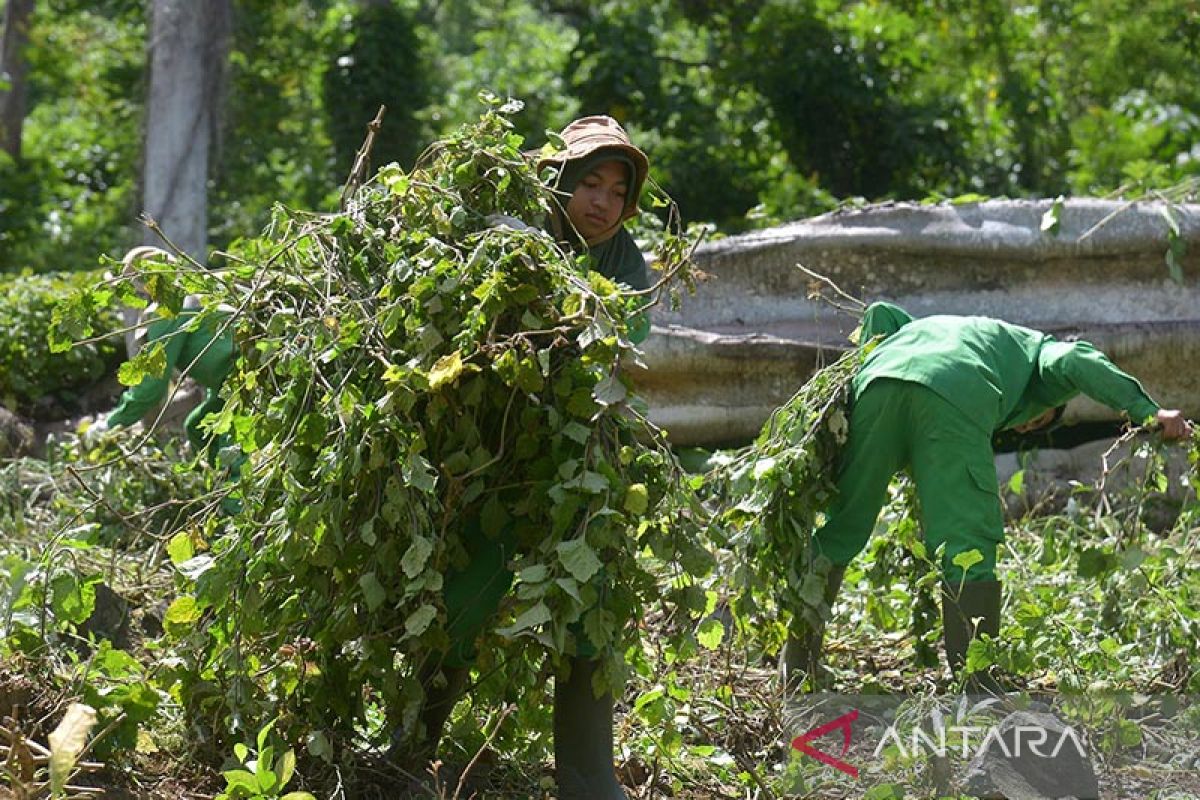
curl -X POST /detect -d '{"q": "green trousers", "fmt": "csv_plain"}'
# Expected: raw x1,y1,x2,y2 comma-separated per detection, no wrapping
813,379,1004,583
441,518,602,668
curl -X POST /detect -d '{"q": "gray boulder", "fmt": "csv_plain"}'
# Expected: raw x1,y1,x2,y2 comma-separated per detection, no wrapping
963,710,1099,800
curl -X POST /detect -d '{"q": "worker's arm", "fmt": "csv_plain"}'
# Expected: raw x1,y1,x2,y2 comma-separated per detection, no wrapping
105,313,189,428
1037,340,1160,423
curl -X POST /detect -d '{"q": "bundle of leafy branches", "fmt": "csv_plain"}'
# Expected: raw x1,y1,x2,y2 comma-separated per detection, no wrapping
711,346,861,647
54,99,715,758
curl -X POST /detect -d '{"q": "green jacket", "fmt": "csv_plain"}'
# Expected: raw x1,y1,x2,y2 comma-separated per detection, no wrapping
107,302,236,428
854,302,1159,434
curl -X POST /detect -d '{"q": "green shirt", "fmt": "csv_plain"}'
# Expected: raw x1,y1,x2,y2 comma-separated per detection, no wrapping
854,303,1160,434
107,303,236,428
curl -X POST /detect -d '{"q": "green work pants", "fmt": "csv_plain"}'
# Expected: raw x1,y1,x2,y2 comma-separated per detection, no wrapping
441,518,602,668
813,378,1004,583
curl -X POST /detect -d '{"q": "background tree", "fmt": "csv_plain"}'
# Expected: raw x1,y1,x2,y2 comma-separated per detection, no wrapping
140,0,230,263
322,0,429,174
2,0,1199,275
0,0,34,160
0,1,143,272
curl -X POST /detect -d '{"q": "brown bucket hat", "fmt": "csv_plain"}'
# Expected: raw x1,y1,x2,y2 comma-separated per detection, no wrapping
536,115,650,223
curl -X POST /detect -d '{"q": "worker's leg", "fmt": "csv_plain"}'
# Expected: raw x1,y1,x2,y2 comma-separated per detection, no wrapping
550,571,627,798
907,389,1004,686
812,379,912,567
554,656,628,800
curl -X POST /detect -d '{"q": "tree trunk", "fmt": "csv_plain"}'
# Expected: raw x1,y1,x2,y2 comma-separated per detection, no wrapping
135,0,229,353
0,0,35,161
141,0,229,260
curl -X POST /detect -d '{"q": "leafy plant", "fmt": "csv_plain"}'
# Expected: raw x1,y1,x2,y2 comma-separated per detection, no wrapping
217,720,314,800
711,346,861,647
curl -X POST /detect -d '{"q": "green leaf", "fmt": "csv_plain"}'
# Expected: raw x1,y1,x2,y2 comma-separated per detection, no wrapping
257,762,279,794
222,769,259,793
1117,719,1143,748
50,572,97,624
163,596,202,636
118,341,167,386
305,731,331,762
497,601,552,637
623,483,649,515
592,374,626,406
964,639,995,674
1078,547,1119,579
517,565,550,583
359,573,387,611
405,604,438,637
697,618,724,650
516,355,544,393
575,470,609,494
400,536,434,579
429,350,464,390
1040,195,1064,234
556,538,603,584
1007,469,1025,495
561,421,591,444
952,549,984,574
167,532,195,565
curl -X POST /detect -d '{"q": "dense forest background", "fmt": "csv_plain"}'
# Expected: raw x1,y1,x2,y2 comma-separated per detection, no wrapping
2,0,1200,277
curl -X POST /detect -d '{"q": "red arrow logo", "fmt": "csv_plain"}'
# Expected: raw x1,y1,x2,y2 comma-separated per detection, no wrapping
790,708,859,778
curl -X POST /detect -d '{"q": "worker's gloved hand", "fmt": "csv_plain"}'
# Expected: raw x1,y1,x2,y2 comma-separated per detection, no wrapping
485,213,532,232
1155,409,1193,440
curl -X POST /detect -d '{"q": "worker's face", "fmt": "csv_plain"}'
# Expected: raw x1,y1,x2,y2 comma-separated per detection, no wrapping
1012,407,1058,434
565,160,628,245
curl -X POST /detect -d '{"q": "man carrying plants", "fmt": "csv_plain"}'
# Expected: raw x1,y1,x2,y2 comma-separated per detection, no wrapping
782,301,1193,691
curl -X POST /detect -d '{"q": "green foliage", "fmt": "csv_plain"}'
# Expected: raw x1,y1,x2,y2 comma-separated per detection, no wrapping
0,430,212,547
8,0,1200,274
0,435,210,758
101,102,715,752
211,2,342,245
216,721,315,800
0,269,122,416
0,6,143,273
729,1,971,199
422,0,579,145
712,347,860,642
